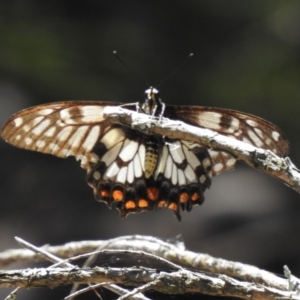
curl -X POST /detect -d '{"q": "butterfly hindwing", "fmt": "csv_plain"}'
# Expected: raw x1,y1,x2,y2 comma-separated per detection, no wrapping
86,125,212,220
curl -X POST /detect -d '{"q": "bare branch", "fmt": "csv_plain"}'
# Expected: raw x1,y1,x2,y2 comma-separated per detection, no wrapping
102,106,300,193
0,235,296,300
0,266,298,299
0,235,287,290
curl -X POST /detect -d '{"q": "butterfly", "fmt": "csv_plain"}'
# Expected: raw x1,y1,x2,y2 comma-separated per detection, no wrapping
1,88,290,220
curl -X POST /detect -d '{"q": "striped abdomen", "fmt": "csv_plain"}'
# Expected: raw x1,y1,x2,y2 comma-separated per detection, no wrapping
144,137,159,179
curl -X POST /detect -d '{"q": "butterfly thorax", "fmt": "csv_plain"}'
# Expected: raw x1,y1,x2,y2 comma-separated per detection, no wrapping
141,88,165,117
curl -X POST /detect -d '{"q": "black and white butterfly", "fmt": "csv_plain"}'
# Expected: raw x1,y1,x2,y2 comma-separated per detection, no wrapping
1,88,289,220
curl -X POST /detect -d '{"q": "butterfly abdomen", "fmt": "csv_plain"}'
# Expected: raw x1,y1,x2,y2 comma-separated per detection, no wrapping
144,136,159,179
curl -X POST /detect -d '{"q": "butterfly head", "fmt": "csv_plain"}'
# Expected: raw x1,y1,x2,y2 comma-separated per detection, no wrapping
142,87,165,117
145,87,159,99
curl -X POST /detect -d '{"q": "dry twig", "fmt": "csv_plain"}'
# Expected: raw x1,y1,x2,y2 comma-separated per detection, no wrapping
0,235,299,299
102,106,300,193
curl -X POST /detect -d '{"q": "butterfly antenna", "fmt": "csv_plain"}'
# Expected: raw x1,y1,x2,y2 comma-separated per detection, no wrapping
156,53,194,88
113,50,148,86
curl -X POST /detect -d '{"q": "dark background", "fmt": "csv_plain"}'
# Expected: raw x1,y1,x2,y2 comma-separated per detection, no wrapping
1,1,300,299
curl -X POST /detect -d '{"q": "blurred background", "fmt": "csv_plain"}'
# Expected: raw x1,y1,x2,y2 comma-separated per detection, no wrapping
1,0,300,299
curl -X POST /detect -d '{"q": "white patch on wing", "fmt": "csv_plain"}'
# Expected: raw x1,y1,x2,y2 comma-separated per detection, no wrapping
169,141,185,164
184,164,197,183
90,153,99,164
133,153,142,178
23,125,30,132
119,139,138,162
105,162,119,179
254,128,264,138
93,171,101,180
265,138,272,145
32,119,51,135
222,152,230,159
164,155,173,179
79,155,87,166
127,161,134,183
67,126,89,150
60,106,105,124
272,131,280,141
32,116,44,127
117,166,127,184
56,126,73,142
25,137,32,145
100,128,125,149
14,117,23,127
155,145,168,177
101,142,123,166
226,158,236,168
200,175,206,184
178,169,186,186
171,164,177,185
138,144,146,172
44,126,56,137
213,163,223,173
36,140,45,149
197,111,222,130
166,141,180,151
248,131,263,147
183,145,200,168
82,126,101,152
246,119,258,127
61,149,68,156
202,157,211,170
242,137,251,144
38,108,54,115
49,143,59,152
229,117,240,131
235,129,243,136
208,150,219,159
181,140,199,149
79,106,105,123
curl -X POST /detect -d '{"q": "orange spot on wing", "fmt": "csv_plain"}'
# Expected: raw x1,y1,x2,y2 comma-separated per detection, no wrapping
179,192,189,203
138,199,148,208
100,189,110,198
147,187,159,200
112,190,123,201
158,200,167,208
191,192,200,201
168,203,178,211
125,200,136,209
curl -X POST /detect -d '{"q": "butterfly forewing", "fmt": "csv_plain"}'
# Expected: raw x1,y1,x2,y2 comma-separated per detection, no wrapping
165,106,289,157
1,101,119,165
1,94,290,220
